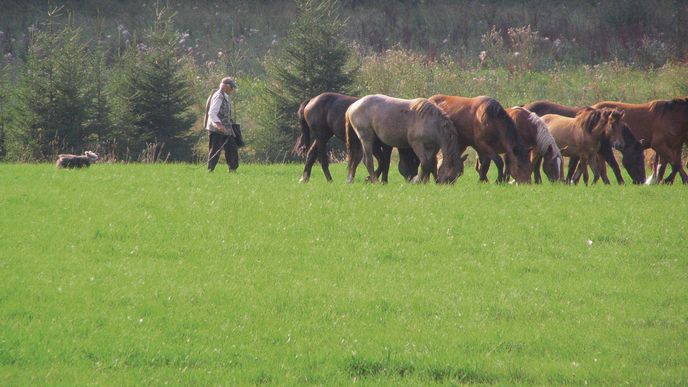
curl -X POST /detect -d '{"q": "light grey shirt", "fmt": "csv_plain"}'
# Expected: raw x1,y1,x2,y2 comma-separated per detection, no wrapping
206,90,231,131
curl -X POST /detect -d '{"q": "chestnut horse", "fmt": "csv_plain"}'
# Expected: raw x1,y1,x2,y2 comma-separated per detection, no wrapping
430,95,531,183
593,97,688,184
524,100,646,184
293,92,397,183
345,94,463,184
541,108,625,184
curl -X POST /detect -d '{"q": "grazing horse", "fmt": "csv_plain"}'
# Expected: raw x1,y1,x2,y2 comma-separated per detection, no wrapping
345,94,463,184
430,95,532,183
541,108,625,184
524,99,646,184
293,92,415,183
593,97,688,184
506,107,563,183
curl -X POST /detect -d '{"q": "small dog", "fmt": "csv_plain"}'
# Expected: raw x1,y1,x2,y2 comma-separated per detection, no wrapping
56,151,99,168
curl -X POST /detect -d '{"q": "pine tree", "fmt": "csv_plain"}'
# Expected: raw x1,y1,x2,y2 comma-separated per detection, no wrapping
254,0,357,161
4,13,91,160
108,7,195,161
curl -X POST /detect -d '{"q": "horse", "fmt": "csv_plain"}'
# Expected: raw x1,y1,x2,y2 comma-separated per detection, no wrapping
429,95,532,183
593,97,688,184
524,99,646,184
540,108,625,184
345,94,463,184
293,92,417,183
506,107,563,183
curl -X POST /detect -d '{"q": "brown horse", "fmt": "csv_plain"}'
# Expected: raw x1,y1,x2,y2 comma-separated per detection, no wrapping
430,95,532,183
293,92,398,183
541,108,625,184
506,107,563,183
593,97,688,184
524,99,646,184
345,94,463,184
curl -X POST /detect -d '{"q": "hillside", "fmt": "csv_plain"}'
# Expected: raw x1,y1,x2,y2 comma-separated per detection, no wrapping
2,0,687,73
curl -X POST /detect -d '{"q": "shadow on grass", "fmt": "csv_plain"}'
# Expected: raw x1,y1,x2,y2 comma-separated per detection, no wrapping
345,356,496,383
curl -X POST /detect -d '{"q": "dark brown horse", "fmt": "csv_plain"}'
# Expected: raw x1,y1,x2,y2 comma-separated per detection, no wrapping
524,100,646,184
345,94,463,183
593,97,688,184
430,95,532,183
541,108,625,184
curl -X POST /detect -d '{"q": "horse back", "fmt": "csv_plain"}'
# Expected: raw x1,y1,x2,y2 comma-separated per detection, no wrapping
305,92,358,141
523,100,581,118
429,94,486,141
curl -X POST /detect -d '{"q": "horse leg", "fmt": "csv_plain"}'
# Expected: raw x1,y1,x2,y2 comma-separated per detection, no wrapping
477,156,491,182
492,155,506,183
589,155,601,185
663,149,688,184
346,141,363,184
599,143,623,184
595,155,610,185
504,155,512,182
360,141,378,183
532,154,543,184
300,141,319,182
567,157,580,184
376,144,393,184
409,143,434,183
572,159,588,185
317,135,334,182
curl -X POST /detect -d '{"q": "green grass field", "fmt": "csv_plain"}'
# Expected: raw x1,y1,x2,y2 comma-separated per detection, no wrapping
1,163,687,385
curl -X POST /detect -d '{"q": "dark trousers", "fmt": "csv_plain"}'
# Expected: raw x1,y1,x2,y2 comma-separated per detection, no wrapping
208,131,239,171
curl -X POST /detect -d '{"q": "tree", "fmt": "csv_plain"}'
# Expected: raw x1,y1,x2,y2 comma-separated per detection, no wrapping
4,12,92,160
253,0,357,161
108,6,195,162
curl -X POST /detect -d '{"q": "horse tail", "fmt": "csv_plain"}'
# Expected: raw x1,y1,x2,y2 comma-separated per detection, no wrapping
345,108,353,157
291,99,311,157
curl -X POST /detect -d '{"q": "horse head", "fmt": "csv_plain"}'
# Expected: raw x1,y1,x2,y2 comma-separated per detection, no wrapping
541,144,564,182
604,109,626,151
620,124,646,184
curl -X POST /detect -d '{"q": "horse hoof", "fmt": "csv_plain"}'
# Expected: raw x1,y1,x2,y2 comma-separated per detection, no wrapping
299,176,309,183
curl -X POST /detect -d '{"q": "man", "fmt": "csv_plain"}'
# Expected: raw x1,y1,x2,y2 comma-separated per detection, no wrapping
206,76,239,172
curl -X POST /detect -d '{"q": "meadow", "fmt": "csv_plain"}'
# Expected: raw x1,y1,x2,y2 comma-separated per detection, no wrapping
1,162,687,384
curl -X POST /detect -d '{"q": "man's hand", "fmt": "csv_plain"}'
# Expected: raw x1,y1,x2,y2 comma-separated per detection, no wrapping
214,122,235,137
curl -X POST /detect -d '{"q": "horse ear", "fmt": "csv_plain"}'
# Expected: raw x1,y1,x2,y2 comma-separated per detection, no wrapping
461,153,468,163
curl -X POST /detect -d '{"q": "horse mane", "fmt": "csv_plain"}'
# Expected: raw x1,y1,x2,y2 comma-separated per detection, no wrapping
649,97,688,115
527,109,561,159
411,98,460,161
575,107,603,133
411,98,449,120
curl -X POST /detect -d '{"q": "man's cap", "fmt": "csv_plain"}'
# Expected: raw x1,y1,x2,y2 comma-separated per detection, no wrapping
221,77,237,88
